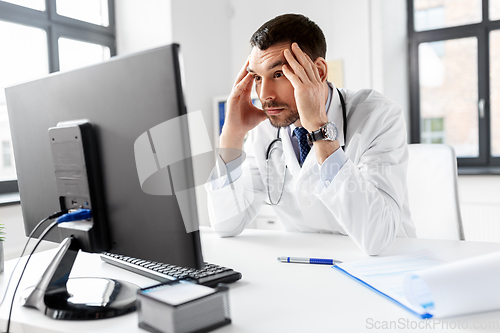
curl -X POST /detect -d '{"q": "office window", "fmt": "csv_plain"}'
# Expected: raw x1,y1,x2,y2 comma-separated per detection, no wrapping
0,20,48,182
58,38,110,72
491,0,500,20
0,0,115,196
414,0,482,31
409,0,500,171
418,38,478,156
421,118,445,144
56,0,109,27
2,0,44,10
2,141,12,168
491,30,500,156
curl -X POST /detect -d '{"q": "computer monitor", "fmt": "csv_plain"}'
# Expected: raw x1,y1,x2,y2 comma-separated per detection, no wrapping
5,44,206,319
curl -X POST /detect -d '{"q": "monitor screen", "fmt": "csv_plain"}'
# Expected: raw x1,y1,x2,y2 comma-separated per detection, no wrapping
5,44,204,270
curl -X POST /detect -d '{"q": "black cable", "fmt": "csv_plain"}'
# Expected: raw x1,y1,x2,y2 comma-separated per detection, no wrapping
0,210,66,307
5,220,59,333
2,210,66,333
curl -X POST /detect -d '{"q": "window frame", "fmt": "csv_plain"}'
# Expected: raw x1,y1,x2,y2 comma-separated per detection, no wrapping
0,0,116,203
408,0,500,174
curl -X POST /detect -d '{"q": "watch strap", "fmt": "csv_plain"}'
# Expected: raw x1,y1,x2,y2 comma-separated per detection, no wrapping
307,123,330,143
307,129,322,143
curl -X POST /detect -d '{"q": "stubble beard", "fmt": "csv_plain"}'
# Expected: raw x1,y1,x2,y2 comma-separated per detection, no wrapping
264,102,300,128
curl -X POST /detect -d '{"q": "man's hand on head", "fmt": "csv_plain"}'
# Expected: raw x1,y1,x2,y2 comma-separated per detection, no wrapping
282,43,329,132
282,43,339,164
219,57,267,163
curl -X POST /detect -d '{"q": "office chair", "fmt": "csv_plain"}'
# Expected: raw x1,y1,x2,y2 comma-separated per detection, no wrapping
406,144,465,240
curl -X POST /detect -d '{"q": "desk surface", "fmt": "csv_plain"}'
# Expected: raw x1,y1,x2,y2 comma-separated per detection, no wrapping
1,228,500,333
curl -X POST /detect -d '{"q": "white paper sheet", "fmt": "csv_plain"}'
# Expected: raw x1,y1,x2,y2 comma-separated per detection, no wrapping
404,251,500,318
142,281,215,306
334,250,443,317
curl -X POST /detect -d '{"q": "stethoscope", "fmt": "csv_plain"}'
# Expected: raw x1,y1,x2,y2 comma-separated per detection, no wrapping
265,88,347,205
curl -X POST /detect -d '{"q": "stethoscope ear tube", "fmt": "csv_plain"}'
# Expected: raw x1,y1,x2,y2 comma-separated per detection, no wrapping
337,88,347,146
265,135,282,160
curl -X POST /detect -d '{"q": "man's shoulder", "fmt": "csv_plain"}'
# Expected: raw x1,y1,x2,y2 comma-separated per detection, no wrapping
344,88,403,119
342,88,407,145
346,88,399,108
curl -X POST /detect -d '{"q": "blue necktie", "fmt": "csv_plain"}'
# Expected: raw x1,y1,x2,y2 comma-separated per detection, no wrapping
293,127,311,166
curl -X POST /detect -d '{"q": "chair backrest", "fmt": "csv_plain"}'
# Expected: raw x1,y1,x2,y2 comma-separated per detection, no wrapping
407,144,465,240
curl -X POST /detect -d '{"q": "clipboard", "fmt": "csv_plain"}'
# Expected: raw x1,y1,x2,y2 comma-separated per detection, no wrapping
331,250,443,319
333,265,433,319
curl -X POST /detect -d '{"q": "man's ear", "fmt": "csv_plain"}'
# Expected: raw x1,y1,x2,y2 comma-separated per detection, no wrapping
314,57,328,82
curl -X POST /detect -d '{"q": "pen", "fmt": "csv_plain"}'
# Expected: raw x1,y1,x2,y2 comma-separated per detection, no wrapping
278,256,343,265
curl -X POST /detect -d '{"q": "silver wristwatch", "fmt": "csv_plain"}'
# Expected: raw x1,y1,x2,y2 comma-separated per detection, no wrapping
307,122,338,143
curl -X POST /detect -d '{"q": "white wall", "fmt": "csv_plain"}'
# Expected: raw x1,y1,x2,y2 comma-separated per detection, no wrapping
169,1,233,226
115,0,172,55
458,175,500,243
115,0,233,226
376,0,411,137
229,0,372,90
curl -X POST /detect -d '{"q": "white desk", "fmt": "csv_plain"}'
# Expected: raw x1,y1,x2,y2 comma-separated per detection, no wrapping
1,228,500,333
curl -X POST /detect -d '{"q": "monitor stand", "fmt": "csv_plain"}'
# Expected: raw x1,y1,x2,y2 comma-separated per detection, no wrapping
21,236,138,320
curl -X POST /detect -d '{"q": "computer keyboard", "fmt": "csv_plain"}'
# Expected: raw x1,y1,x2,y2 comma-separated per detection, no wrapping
100,252,242,288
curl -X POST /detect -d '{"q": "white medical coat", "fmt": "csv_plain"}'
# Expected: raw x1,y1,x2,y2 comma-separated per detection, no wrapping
206,86,416,255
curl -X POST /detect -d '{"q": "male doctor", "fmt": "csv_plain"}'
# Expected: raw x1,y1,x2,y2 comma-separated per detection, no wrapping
205,14,416,255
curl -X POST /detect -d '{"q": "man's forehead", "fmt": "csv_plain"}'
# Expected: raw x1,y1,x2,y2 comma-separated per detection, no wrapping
248,43,290,73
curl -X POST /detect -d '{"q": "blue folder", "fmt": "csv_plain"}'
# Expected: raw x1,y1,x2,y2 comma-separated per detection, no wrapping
333,265,433,319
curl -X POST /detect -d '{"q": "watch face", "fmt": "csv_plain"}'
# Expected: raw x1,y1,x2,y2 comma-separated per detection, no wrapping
324,122,338,141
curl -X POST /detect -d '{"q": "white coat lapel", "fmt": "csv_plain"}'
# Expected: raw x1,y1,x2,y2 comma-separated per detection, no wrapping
280,126,301,176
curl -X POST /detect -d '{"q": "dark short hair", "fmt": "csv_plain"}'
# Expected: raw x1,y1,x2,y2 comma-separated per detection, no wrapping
250,14,327,60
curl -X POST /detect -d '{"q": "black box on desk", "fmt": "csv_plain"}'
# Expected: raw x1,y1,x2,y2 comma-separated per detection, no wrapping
137,280,231,333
